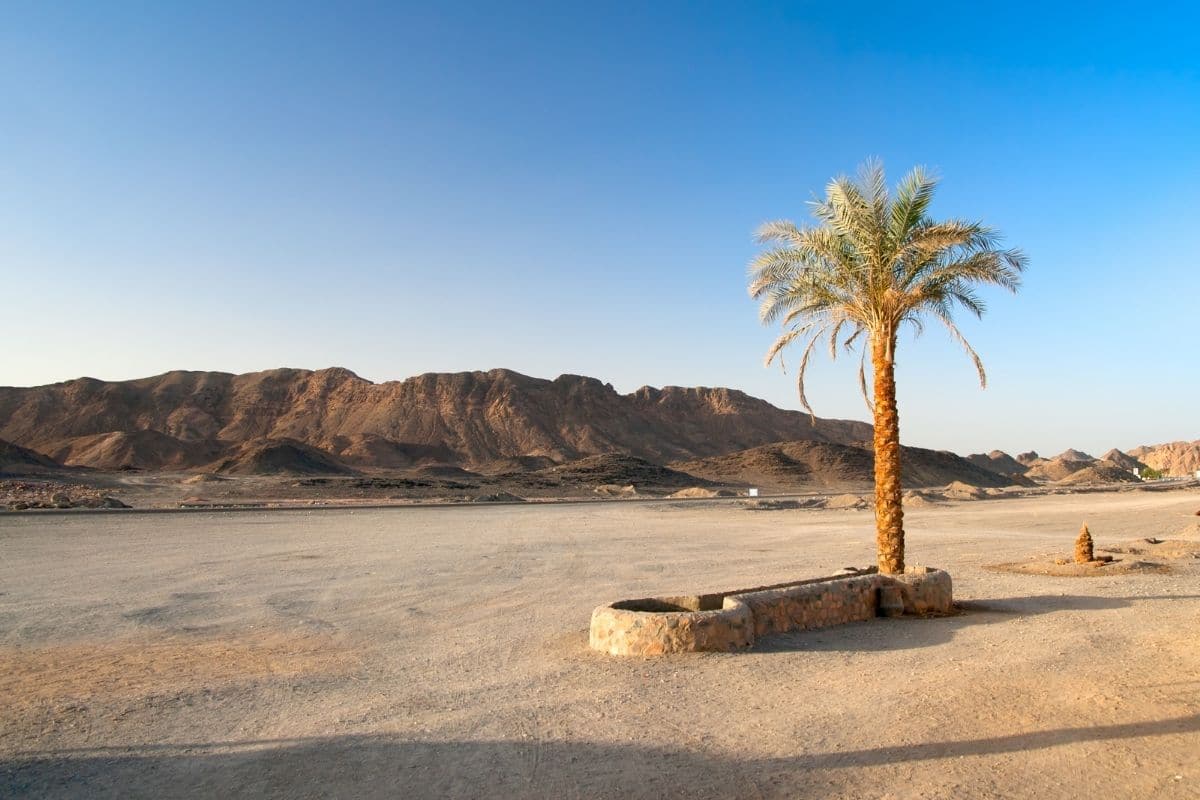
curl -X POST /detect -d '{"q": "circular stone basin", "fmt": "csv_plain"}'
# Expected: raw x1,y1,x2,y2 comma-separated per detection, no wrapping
589,595,754,656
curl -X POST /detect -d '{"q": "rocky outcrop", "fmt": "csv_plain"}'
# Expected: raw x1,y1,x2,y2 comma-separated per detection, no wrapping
1129,440,1200,477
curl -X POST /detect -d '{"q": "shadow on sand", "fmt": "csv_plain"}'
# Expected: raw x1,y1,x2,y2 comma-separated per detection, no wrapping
752,592,1142,654
5,710,1199,800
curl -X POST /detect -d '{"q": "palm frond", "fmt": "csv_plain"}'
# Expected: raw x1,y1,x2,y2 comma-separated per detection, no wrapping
748,159,1024,413
857,345,872,412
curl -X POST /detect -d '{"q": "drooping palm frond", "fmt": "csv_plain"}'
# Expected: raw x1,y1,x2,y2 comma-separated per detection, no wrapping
748,160,1026,414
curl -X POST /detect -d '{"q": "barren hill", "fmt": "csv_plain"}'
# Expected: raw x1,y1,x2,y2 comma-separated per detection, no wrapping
214,438,358,476
1024,457,1095,482
1053,448,1096,463
0,368,873,473
1056,461,1140,486
1100,448,1148,473
536,454,708,490
0,439,62,475
43,430,221,471
966,450,1028,476
670,441,1022,492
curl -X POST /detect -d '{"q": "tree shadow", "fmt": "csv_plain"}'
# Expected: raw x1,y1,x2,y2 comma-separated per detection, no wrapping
752,593,1134,654
4,711,1198,800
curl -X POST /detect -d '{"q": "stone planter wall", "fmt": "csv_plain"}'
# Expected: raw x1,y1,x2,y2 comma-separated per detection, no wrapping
589,567,952,656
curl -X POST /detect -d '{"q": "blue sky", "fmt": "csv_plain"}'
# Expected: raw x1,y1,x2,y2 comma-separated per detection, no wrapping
2,2,1197,456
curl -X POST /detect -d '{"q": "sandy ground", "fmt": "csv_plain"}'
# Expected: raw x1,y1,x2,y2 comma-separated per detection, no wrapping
1,491,1198,799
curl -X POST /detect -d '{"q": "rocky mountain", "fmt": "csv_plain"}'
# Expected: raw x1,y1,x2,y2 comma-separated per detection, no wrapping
0,368,873,473
670,441,1025,491
1129,440,1200,477
1015,451,1041,466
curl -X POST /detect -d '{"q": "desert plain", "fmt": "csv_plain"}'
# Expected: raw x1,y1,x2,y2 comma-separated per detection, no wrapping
1,488,1198,799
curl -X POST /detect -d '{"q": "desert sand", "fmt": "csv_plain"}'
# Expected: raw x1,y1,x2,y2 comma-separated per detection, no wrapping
2,491,1198,799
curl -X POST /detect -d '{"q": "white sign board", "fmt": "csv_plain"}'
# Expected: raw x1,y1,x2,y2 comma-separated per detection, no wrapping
748,488,759,497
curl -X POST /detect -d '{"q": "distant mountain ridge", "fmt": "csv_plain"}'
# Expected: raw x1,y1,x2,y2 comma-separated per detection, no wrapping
0,367,875,472
1130,440,1200,476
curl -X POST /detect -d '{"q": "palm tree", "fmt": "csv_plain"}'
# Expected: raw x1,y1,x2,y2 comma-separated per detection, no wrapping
749,160,1026,574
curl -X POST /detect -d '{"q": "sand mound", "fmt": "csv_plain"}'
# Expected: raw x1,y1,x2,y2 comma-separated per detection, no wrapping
903,490,943,507
943,481,987,500
826,493,869,510
667,487,737,499
1054,448,1096,463
1175,522,1200,540
215,439,355,476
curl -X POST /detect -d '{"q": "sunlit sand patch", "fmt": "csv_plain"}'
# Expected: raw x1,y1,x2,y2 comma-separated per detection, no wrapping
983,556,1172,577
1100,538,1200,560
0,632,357,714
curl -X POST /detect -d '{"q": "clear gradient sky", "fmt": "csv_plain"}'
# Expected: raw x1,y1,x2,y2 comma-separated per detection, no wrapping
2,2,1197,456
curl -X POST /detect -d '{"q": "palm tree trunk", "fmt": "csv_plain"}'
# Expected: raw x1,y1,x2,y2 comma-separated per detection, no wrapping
871,332,904,574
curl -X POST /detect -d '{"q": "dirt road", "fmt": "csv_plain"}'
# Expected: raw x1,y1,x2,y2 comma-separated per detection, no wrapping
2,491,1198,798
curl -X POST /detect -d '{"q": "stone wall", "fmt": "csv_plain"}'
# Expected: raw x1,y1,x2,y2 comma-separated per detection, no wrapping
590,567,952,656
